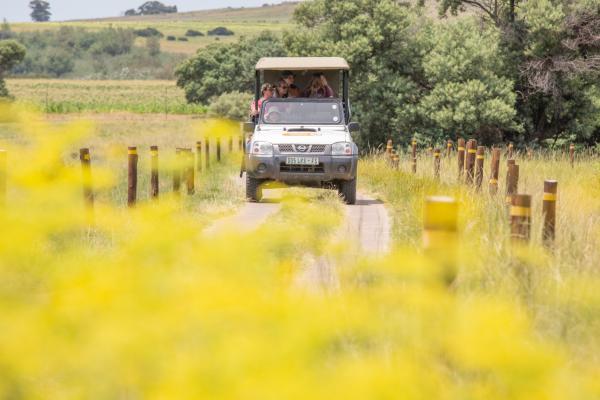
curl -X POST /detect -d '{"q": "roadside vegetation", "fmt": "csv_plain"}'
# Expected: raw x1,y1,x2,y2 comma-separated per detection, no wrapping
358,151,600,384
1,102,600,397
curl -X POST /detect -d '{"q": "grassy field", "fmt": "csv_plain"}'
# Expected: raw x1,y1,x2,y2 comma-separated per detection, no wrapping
10,3,297,55
1,103,599,397
360,150,600,371
5,79,205,114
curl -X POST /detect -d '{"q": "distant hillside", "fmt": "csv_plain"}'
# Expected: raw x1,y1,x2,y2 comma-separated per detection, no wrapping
81,2,297,23
11,2,299,55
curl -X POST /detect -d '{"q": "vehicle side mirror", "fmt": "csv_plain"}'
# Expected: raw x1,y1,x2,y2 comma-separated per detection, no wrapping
348,122,360,132
243,122,256,133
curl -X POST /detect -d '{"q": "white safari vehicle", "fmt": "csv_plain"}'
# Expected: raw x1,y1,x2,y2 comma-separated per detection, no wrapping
243,57,360,204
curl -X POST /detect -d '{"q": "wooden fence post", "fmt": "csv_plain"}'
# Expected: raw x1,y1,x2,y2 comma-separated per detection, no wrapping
542,180,558,244
569,143,575,167
217,139,222,163
150,146,159,199
205,138,210,170
475,146,484,190
446,139,453,158
510,194,531,243
238,135,243,152
183,148,195,195
196,141,202,173
489,147,500,195
457,138,465,181
386,139,393,157
434,148,441,179
392,151,399,170
127,147,138,207
411,138,417,174
505,161,519,205
0,149,7,206
229,136,233,153
508,142,514,159
79,148,94,207
173,148,181,193
465,139,477,185
423,196,458,285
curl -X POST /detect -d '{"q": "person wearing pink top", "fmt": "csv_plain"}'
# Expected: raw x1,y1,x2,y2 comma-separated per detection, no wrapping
250,83,274,118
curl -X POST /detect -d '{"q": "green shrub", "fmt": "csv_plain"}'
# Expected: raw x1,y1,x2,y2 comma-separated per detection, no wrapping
134,27,163,37
166,35,176,41
207,27,234,36
177,37,188,42
207,91,253,121
185,29,204,37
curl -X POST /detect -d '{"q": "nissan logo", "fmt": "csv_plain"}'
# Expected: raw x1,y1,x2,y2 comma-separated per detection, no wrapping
296,145,308,152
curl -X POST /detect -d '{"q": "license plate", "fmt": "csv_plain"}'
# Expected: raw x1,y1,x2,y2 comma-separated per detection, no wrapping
285,157,319,165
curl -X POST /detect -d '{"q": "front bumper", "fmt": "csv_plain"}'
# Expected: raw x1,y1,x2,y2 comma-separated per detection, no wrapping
246,153,358,184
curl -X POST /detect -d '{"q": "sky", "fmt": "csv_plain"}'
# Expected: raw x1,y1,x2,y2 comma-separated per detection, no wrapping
2,0,283,22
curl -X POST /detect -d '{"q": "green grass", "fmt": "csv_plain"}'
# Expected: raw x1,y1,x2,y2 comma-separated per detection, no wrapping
6,79,206,114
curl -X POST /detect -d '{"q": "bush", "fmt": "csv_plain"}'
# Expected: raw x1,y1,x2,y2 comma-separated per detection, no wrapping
208,91,253,121
177,37,188,42
166,35,176,41
185,29,204,37
134,27,163,38
207,27,234,36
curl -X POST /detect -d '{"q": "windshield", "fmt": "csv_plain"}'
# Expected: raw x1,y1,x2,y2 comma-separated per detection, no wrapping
261,100,343,125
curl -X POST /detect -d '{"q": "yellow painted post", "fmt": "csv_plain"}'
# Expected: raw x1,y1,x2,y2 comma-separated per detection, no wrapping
433,148,441,179
79,148,94,208
510,194,531,243
0,149,7,206
542,180,558,244
150,146,159,199
457,138,465,181
423,196,458,285
127,147,138,207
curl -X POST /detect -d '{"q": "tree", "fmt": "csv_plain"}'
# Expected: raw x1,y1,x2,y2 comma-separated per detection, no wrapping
284,0,431,147
436,0,600,143
176,31,286,104
29,0,51,22
137,1,177,15
0,40,27,98
419,20,519,142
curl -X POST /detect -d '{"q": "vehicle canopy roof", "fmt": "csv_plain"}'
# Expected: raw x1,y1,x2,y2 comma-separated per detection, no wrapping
255,57,350,71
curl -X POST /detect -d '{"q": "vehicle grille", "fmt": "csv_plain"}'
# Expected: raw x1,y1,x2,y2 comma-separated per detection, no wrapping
277,144,326,154
280,163,325,173
278,144,294,153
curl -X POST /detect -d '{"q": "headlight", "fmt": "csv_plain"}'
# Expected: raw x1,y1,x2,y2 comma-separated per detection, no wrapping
331,142,353,156
251,141,273,155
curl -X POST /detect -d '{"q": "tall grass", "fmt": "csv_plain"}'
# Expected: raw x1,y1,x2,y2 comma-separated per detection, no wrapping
0,103,599,398
360,150,600,370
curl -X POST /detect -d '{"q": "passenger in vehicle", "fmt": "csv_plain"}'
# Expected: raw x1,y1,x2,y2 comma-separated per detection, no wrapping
273,79,288,98
281,70,296,88
305,73,334,98
288,84,301,98
250,83,274,117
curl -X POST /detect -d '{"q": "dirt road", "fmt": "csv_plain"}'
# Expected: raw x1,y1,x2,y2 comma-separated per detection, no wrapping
205,182,391,257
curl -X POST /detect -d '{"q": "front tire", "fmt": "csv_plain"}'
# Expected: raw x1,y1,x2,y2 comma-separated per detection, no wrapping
246,175,263,202
338,177,357,205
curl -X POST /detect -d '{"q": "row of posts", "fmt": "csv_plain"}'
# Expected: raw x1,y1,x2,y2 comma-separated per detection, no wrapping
78,136,242,208
386,138,563,246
